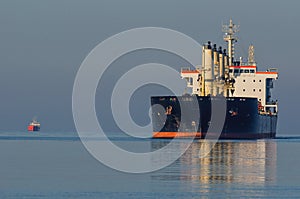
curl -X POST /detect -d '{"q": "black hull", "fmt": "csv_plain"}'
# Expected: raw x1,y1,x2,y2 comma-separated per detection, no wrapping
151,96,277,139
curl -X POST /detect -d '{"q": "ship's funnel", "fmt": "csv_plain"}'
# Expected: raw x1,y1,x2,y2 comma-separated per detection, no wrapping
219,46,224,79
224,49,229,69
213,44,219,78
202,42,214,96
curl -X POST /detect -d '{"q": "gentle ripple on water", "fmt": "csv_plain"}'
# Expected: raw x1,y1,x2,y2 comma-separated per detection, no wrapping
0,132,299,198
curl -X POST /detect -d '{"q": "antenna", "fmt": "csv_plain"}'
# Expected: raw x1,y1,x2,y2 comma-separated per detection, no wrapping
222,19,239,66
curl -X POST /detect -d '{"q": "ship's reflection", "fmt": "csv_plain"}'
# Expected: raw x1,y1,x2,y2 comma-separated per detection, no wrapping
151,140,276,185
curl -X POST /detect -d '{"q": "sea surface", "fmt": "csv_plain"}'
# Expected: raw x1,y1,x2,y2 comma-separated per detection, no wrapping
0,132,300,198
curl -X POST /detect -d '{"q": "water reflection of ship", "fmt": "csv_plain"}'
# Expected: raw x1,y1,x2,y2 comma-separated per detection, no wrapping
151,141,276,185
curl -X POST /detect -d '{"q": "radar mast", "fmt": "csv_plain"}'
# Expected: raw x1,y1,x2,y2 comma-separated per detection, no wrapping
222,19,239,66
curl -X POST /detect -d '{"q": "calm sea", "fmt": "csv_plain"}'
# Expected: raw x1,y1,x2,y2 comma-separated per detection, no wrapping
0,132,300,198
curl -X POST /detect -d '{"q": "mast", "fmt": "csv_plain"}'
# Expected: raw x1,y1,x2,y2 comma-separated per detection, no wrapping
248,44,256,66
222,19,239,66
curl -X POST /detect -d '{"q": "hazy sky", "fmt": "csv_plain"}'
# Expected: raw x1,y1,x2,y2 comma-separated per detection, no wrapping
0,0,299,135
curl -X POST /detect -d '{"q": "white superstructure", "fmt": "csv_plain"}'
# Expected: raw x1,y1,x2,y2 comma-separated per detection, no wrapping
29,119,41,127
181,19,278,115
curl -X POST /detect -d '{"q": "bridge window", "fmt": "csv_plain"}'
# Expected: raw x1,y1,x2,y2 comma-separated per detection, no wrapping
240,69,244,73
245,69,249,73
229,69,233,73
250,69,255,73
234,69,239,74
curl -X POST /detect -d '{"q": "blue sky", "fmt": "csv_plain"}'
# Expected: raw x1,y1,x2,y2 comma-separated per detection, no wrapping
0,0,298,135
